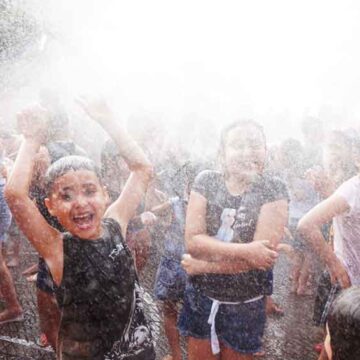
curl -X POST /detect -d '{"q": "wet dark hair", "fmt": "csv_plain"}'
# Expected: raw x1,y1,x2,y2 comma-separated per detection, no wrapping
218,119,266,174
327,287,360,360
44,155,102,196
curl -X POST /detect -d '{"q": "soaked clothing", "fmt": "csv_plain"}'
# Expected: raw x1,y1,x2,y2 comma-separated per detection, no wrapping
56,218,155,360
0,180,11,242
178,283,266,354
333,175,360,285
189,170,289,302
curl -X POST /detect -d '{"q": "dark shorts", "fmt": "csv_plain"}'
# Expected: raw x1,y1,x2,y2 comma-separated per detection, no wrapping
154,257,187,301
36,257,56,294
178,283,266,354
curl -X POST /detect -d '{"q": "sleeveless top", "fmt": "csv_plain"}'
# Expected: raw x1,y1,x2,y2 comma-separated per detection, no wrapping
55,218,154,360
190,170,289,302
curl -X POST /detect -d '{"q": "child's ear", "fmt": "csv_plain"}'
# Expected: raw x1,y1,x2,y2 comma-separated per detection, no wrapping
44,197,56,217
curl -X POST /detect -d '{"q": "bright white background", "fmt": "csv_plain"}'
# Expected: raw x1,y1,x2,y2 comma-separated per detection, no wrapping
2,0,360,144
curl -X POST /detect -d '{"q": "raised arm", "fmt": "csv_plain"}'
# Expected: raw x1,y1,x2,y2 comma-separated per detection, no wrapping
5,106,63,284
185,190,278,269
297,194,350,288
76,98,153,238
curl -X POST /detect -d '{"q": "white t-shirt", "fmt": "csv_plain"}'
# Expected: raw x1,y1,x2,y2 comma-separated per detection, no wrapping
333,175,360,285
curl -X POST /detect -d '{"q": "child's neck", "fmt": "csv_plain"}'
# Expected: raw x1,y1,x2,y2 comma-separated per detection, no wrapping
225,174,251,196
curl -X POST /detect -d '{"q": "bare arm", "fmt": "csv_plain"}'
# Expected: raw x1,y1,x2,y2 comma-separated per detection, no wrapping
5,108,63,284
76,98,153,238
253,199,288,247
183,198,287,274
297,194,351,288
185,191,278,268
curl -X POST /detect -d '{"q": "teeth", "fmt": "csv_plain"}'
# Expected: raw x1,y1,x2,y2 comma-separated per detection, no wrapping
73,213,92,221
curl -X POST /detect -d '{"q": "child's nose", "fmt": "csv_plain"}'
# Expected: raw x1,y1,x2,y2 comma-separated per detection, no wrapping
74,195,88,207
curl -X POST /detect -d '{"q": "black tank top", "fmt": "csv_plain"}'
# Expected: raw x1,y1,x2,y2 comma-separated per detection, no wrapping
56,218,137,360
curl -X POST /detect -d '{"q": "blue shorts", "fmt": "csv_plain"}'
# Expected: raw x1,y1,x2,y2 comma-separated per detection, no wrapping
178,283,266,354
154,256,187,301
0,183,11,242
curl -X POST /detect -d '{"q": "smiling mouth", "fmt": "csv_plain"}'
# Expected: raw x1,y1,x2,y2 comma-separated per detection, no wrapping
72,212,95,230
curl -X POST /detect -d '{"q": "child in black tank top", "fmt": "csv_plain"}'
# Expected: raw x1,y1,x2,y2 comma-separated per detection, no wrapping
5,99,155,360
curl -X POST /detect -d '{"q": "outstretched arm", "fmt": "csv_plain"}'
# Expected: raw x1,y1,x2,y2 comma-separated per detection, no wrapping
5,106,63,284
76,98,153,238
297,194,350,288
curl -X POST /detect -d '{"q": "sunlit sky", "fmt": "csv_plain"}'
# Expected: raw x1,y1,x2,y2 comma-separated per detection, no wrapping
2,0,360,142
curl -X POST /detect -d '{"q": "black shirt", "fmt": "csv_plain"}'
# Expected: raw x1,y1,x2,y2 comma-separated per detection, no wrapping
190,170,289,302
56,218,137,359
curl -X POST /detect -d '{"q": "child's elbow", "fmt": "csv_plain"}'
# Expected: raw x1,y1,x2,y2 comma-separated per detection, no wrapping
296,217,312,239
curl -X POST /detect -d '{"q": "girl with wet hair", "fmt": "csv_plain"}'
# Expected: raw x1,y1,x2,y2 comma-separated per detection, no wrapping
179,120,289,360
325,287,360,360
5,100,156,360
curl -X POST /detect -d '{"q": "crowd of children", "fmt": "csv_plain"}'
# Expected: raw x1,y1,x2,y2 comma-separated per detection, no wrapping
0,93,360,360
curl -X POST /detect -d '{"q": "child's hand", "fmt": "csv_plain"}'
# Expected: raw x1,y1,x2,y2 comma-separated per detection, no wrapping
17,105,50,144
76,96,114,126
327,256,351,289
245,240,279,270
140,211,157,226
181,254,208,275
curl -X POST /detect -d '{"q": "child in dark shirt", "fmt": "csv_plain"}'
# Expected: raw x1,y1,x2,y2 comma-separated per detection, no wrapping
5,99,155,360
179,120,289,360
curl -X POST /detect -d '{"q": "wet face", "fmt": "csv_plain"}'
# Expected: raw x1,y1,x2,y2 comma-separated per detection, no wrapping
45,170,109,240
223,125,266,180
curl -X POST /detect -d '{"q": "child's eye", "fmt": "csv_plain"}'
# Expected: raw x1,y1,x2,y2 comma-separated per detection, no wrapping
61,193,72,201
85,189,96,196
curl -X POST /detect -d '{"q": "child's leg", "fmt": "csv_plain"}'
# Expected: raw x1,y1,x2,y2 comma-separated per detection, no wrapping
221,345,253,360
163,300,182,360
0,245,23,322
6,233,21,267
37,288,60,350
187,337,217,360
297,253,313,295
291,251,303,293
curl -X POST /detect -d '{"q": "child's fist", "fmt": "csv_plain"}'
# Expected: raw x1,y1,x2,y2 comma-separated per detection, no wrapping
17,105,50,144
181,254,206,275
76,96,114,126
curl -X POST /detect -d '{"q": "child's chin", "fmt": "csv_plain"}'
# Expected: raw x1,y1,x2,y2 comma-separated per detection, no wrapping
72,224,98,238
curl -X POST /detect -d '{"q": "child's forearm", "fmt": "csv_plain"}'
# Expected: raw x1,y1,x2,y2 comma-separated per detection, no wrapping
5,139,40,199
101,120,152,173
297,225,334,265
199,259,253,274
187,233,257,262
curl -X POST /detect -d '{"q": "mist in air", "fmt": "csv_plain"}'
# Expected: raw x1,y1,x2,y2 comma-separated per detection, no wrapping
1,0,360,155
